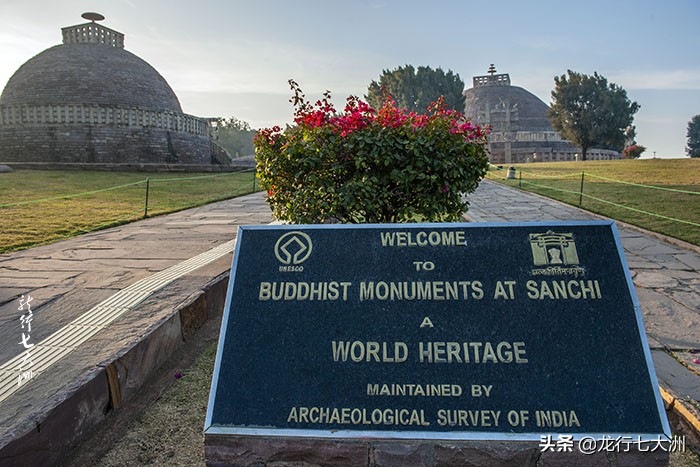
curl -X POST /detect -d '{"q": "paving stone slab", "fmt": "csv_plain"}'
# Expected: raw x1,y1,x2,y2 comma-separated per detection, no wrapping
651,269,700,280
636,243,689,255
652,350,700,402
627,259,664,270
2,259,95,272
0,270,81,288
669,290,700,313
0,287,119,363
676,254,700,271
646,254,699,271
637,288,700,349
0,289,26,308
634,272,681,289
625,262,664,273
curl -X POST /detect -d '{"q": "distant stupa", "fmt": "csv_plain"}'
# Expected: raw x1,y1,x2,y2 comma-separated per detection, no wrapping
463,65,619,164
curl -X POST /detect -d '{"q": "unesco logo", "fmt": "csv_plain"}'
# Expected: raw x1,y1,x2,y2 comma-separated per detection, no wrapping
274,231,313,272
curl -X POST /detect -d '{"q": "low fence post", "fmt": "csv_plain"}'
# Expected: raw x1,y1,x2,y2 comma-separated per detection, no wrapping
144,177,150,218
518,170,522,189
579,172,585,207
252,169,256,192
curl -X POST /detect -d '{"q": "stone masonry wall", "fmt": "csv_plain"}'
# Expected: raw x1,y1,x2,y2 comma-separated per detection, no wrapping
0,125,211,164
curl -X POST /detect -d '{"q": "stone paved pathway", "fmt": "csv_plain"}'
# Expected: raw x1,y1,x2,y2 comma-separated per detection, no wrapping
0,192,270,364
0,192,272,464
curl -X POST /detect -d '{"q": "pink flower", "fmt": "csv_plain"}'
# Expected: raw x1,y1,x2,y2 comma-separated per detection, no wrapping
693,358,700,365
258,82,489,153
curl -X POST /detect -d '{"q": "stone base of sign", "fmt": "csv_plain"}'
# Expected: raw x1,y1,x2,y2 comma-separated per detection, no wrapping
203,435,670,467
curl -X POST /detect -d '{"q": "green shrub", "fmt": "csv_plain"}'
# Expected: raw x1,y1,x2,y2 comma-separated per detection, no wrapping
254,80,490,223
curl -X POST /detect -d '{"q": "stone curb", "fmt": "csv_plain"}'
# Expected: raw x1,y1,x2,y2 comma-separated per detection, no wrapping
660,386,700,441
0,271,230,466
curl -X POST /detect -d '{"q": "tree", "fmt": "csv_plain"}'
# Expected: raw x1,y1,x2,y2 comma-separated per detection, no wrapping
548,70,639,161
687,115,700,158
366,65,466,113
213,117,255,157
255,80,489,224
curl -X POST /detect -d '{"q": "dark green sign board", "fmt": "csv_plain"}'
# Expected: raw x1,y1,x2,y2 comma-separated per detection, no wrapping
205,221,670,441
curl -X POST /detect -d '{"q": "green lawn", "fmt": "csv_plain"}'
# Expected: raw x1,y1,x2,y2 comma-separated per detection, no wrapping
487,158,700,246
0,170,260,253
2,159,699,253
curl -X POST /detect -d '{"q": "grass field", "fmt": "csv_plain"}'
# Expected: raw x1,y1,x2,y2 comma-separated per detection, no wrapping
486,158,700,246
0,169,260,253
2,159,699,253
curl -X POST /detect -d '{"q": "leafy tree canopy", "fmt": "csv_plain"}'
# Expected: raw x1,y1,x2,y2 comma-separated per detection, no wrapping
213,117,255,157
366,65,466,113
687,114,700,158
548,70,639,160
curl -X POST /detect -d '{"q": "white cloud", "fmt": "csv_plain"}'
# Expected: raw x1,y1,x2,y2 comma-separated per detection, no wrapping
609,69,700,91
128,33,375,99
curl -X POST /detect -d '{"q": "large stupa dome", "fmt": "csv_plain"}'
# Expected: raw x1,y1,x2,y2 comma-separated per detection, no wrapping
0,43,183,112
0,14,227,168
464,76,553,133
463,65,618,164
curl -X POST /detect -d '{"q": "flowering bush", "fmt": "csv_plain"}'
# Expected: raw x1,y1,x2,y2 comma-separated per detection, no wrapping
622,144,646,159
254,80,490,223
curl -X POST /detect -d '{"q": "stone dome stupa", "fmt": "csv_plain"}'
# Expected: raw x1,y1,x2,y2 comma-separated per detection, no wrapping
0,13,227,168
464,65,618,164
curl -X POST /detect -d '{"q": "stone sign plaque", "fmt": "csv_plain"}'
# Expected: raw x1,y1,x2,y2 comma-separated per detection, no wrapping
205,221,670,442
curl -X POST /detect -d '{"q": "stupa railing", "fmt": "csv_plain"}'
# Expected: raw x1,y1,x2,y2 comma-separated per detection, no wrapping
0,104,209,136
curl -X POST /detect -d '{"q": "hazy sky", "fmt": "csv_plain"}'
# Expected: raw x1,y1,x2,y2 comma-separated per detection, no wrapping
1,0,699,158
